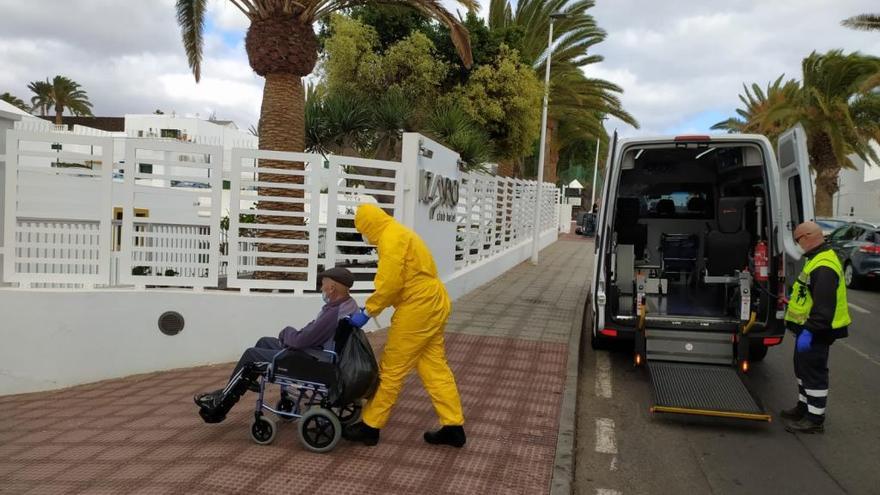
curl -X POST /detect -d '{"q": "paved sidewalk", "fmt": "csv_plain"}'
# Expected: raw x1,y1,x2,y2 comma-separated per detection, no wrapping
0,238,593,495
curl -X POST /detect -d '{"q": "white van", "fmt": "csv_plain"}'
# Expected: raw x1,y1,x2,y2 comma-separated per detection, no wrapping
587,125,814,420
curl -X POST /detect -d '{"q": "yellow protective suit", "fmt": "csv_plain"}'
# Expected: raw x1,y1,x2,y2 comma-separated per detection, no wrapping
355,204,464,429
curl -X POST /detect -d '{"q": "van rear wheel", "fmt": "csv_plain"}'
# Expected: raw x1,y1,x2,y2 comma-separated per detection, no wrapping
748,341,768,362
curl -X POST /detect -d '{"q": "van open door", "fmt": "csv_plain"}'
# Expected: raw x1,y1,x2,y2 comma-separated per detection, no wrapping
776,124,815,285
591,131,618,342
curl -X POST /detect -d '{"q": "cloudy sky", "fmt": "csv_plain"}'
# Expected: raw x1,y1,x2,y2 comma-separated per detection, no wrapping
0,0,878,138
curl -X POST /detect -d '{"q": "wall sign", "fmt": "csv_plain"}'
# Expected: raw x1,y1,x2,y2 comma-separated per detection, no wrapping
418,170,459,222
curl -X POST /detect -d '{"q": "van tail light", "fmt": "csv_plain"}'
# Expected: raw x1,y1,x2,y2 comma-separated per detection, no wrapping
674,135,711,142
858,244,880,255
763,337,783,346
600,328,618,338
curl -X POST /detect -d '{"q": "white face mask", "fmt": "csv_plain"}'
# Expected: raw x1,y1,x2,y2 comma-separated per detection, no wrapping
794,243,806,257
321,291,331,304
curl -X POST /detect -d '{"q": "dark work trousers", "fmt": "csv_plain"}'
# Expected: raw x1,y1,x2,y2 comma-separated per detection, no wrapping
222,336,284,396
793,341,831,424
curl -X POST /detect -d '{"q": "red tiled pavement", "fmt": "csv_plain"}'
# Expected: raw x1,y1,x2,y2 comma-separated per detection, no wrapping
0,331,566,495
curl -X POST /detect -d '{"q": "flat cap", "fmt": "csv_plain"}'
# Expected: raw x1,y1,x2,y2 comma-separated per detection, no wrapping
319,267,355,288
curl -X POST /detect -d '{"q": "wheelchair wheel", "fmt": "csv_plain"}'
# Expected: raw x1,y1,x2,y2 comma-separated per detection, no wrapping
297,407,341,453
333,402,362,426
250,416,277,445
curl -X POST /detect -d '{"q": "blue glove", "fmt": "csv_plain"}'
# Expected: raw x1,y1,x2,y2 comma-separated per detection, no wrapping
796,329,812,352
348,308,370,328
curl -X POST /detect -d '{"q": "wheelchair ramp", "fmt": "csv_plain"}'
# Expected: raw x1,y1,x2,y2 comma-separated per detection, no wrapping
648,361,771,421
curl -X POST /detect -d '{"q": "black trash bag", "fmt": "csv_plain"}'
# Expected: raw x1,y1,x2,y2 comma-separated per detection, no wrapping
329,321,379,406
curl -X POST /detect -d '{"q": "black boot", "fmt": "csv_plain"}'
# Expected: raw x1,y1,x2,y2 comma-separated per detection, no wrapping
424,425,466,448
784,417,824,434
342,422,380,446
194,376,252,424
194,389,224,409
779,403,806,421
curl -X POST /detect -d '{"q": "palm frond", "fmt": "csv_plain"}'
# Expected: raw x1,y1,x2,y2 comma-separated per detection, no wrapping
176,0,208,81
842,14,880,31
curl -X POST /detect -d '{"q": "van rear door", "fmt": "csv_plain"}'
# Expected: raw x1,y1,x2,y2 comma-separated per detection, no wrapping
593,131,618,332
776,123,815,285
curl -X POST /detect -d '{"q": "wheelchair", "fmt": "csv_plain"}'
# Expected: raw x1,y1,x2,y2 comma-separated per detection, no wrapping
248,321,364,453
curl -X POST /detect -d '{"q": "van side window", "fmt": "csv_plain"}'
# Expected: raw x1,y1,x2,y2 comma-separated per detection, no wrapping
788,176,804,226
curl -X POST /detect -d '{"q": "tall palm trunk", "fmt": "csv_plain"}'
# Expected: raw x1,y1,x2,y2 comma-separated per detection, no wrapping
545,119,559,184
809,132,839,217
254,74,308,280
243,13,318,282
54,105,63,126
497,160,517,177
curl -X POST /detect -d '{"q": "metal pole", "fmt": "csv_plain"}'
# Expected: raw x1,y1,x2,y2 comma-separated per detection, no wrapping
531,19,554,265
590,134,600,209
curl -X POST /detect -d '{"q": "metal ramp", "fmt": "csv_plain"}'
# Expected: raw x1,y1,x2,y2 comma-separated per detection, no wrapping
648,361,771,421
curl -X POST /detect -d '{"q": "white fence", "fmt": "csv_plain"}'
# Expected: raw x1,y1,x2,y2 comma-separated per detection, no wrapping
2,128,560,292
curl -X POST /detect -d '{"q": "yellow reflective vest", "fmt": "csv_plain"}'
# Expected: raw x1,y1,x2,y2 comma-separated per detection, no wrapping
784,249,851,330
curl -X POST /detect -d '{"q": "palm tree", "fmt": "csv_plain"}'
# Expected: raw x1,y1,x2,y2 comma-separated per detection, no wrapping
0,92,29,112
842,14,880,31
711,75,801,144
27,76,93,125
715,51,880,216
176,0,475,155
27,80,52,116
176,0,476,279
488,0,637,180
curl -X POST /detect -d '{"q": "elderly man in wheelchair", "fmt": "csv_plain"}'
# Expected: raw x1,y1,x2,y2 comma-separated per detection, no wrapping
194,267,359,424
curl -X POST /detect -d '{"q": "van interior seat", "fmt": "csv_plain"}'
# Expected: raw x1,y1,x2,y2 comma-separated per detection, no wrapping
687,196,707,213
656,199,676,217
615,197,647,259
705,196,753,276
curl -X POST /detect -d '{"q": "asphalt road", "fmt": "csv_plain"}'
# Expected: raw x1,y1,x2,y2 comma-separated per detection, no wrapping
575,284,880,495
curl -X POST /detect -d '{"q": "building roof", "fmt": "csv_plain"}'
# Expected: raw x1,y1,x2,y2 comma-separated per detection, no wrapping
38,116,125,132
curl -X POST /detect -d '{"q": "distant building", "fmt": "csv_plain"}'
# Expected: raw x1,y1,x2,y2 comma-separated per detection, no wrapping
831,142,880,222
38,116,125,133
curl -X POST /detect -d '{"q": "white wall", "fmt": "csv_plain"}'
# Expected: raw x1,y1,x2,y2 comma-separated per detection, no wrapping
0,111,22,283
401,133,460,280
0,225,557,396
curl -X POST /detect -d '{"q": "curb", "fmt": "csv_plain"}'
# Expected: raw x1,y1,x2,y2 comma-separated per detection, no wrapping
549,281,590,494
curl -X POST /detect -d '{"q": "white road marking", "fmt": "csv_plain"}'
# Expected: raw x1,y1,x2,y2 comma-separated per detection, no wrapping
596,352,613,399
848,303,870,314
595,418,618,454
610,455,618,471
841,342,880,367
596,489,622,495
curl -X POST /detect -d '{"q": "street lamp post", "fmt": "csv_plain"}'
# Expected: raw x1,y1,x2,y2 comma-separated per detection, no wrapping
531,12,567,265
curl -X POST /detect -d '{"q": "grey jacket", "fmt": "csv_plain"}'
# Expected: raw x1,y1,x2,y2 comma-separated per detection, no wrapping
278,296,359,358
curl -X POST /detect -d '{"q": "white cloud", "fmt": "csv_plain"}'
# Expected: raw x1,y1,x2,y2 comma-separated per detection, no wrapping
1,0,878,142
591,0,880,137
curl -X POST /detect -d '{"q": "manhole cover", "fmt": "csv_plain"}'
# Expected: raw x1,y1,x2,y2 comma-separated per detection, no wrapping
158,311,184,336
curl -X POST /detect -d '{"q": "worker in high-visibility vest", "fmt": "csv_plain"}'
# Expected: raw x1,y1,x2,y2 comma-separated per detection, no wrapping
782,221,851,433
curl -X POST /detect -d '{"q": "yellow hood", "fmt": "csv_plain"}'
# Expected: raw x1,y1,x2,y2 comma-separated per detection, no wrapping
355,204,394,245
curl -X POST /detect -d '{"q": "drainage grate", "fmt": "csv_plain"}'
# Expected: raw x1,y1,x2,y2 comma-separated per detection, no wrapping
158,311,185,336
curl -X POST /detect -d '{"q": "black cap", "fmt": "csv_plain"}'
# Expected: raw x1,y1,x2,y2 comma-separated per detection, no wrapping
319,267,355,288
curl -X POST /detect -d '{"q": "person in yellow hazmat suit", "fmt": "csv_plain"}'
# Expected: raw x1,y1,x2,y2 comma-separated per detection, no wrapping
342,203,466,448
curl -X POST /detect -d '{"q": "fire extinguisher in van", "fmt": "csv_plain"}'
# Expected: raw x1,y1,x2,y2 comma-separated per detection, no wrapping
754,239,769,282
